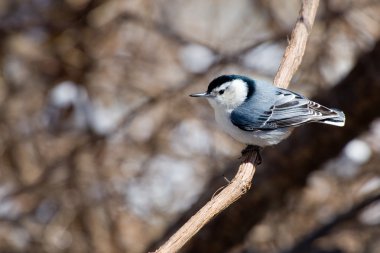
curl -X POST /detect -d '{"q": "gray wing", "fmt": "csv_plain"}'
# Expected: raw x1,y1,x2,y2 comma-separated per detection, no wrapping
231,88,341,131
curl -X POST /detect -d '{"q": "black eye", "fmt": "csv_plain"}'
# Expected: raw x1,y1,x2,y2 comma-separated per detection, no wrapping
218,90,224,95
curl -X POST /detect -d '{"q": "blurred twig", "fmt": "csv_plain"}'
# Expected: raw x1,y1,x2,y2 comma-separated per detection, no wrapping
282,192,380,253
154,1,319,252
0,137,93,203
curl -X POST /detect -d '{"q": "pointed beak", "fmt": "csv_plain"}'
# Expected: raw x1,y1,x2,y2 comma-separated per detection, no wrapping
189,92,215,98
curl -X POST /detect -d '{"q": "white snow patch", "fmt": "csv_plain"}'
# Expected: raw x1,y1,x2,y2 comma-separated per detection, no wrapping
88,101,127,135
358,177,380,196
50,81,81,107
46,81,90,130
242,42,285,75
170,120,211,156
359,201,380,225
0,184,21,219
126,155,204,220
344,139,371,165
320,33,356,85
180,44,216,73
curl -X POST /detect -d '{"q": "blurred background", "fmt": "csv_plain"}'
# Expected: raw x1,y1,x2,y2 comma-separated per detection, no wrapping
0,0,380,253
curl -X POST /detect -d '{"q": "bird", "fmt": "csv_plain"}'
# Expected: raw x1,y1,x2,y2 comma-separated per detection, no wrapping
190,75,345,165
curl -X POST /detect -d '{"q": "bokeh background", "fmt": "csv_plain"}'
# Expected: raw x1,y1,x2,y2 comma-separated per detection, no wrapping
1,0,380,253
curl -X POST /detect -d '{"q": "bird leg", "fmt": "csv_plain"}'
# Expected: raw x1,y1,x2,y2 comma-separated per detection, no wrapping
241,145,263,165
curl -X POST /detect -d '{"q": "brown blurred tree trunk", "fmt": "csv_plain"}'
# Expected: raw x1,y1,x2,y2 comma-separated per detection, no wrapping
149,40,380,253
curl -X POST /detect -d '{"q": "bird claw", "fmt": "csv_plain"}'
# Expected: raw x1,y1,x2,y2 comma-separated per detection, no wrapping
240,145,262,165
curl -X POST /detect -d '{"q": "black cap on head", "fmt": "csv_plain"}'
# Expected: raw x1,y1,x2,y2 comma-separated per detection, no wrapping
207,75,235,93
207,75,255,98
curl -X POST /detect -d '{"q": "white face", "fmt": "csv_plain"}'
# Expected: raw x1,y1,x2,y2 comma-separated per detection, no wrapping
207,78,248,111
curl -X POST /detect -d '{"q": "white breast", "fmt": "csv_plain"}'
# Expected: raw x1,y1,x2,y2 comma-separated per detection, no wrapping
213,107,292,147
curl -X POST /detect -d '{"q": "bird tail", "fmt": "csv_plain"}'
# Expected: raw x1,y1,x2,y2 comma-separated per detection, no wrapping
319,109,345,127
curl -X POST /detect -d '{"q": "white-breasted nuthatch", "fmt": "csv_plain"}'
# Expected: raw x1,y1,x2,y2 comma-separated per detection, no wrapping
190,75,345,164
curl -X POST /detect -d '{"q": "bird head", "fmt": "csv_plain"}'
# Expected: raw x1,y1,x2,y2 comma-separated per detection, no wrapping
190,75,252,111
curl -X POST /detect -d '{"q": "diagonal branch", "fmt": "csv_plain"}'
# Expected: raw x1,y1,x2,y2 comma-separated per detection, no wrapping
154,1,320,252
154,156,257,253
274,0,320,88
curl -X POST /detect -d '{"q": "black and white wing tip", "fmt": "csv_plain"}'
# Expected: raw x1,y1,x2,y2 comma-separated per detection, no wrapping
319,108,345,127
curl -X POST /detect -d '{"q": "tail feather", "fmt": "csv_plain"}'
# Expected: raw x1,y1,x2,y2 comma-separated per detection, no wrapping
319,109,345,127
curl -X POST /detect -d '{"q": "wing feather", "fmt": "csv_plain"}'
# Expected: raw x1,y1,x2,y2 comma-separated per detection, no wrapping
231,88,341,131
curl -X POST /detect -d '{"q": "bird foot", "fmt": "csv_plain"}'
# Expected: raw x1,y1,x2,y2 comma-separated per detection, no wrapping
240,145,263,165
